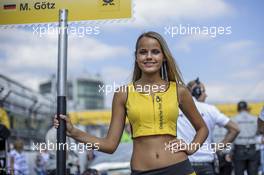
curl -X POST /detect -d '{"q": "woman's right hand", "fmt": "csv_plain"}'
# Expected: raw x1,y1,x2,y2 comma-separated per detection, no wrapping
53,114,75,136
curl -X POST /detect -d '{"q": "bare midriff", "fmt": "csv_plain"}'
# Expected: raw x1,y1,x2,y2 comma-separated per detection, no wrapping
131,134,188,171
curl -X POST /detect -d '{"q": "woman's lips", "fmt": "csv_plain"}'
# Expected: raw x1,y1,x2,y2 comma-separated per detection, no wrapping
143,62,157,67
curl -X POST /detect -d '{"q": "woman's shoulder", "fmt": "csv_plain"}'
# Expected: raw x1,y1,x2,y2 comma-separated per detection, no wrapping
176,83,190,104
177,83,188,92
113,83,130,103
168,81,185,92
114,83,133,93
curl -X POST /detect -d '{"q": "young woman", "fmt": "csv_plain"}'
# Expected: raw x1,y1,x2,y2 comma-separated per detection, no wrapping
54,31,208,175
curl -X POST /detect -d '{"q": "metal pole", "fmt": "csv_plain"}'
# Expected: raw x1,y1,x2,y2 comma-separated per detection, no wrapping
57,9,68,175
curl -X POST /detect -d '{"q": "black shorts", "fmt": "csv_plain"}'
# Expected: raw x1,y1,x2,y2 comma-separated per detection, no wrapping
131,159,196,175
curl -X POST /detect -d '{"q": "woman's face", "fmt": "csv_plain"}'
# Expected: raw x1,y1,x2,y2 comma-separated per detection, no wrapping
136,36,164,75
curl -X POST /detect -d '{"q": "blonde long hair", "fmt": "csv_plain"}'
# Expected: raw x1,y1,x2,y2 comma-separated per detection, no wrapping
132,31,185,85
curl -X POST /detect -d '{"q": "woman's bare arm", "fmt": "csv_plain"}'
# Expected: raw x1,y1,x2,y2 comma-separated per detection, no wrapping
178,85,209,154
54,87,127,154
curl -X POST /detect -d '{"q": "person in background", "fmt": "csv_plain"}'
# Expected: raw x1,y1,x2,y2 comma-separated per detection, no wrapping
258,106,264,174
177,78,239,175
0,100,10,175
85,150,96,170
9,139,29,175
232,101,260,175
0,100,10,129
258,106,264,134
34,148,49,175
0,100,11,151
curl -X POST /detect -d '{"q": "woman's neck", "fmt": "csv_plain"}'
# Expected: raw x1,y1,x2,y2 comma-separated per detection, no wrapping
139,72,164,85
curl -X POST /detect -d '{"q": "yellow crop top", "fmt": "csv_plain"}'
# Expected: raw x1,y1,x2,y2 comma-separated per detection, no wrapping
125,81,179,138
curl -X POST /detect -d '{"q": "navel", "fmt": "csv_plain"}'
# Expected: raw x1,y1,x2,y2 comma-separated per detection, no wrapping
155,152,159,159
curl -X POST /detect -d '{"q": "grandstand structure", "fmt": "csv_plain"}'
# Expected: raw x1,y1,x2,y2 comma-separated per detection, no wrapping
0,74,53,144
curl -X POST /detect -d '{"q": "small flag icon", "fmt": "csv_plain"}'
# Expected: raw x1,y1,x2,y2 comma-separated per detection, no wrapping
3,4,16,10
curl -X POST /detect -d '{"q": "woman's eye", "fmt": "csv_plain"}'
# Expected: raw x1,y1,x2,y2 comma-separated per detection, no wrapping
152,49,161,54
139,50,147,55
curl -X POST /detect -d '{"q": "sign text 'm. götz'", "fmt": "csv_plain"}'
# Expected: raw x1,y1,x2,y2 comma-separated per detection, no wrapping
0,0,132,25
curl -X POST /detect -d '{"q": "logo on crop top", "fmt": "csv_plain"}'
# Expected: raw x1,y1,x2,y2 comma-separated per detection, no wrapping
102,0,115,6
156,96,161,102
157,96,164,129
